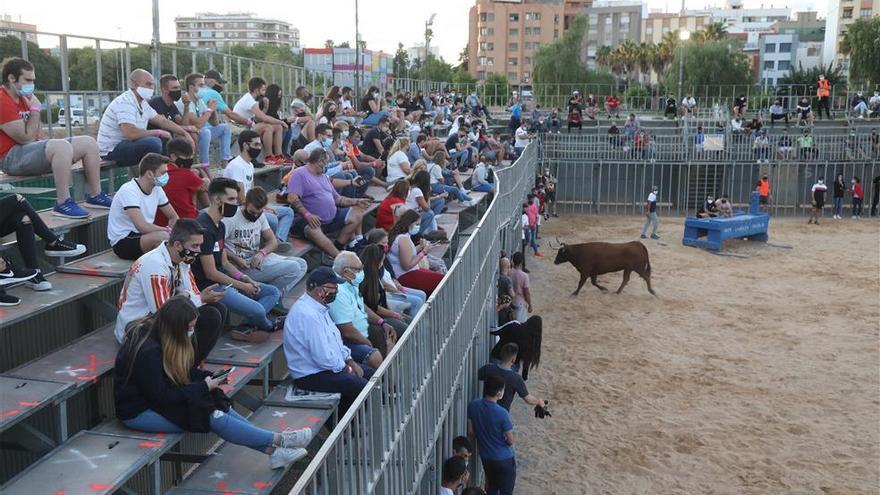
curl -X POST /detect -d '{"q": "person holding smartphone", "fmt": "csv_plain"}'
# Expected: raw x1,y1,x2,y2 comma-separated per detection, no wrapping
115,296,313,470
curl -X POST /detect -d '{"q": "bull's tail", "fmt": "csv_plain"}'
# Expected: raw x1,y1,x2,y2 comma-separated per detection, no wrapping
641,242,652,275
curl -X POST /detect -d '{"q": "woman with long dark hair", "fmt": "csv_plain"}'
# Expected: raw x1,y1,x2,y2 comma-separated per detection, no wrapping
406,170,446,240
359,244,410,356
114,296,312,469
387,210,445,295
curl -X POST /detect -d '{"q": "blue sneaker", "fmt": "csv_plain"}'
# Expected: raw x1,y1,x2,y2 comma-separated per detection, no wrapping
52,198,90,219
85,191,113,209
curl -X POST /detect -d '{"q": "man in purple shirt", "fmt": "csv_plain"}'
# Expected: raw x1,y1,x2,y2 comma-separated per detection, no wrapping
288,148,370,261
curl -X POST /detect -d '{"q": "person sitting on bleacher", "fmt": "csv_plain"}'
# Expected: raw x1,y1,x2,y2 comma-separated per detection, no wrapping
115,295,312,470
224,130,294,246
336,121,384,182
365,228,427,316
287,149,371,262
697,195,719,218
796,98,814,127
114,218,225,347
304,123,370,199
98,69,193,167
155,137,209,227
797,128,818,159
327,250,397,366
407,170,447,241
178,72,232,167
386,137,414,184
387,209,445,295
0,256,37,306
0,57,114,219
681,94,697,117
777,128,794,160
472,155,495,193
223,187,308,306
193,177,283,343
359,244,411,349
427,151,477,206
232,77,289,165
447,124,474,170
359,115,394,161
376,180,410,231
108,153,180,260
148,74,198,146
0,193,86,292
283,267,376,413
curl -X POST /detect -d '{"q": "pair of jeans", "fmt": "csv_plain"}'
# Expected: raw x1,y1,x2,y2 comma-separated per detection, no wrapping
525,226,538,253
387,287,426,315
242,254,307,300
0,194,58,269
472,182,495,193
122,408,274,453
641,212,659,237
418,209,438,235
361,111,389,126
106,136,164,166
294,366,375,413
265,206,295,242
431,182,471,203
833,196,844,216
220,283,281,330
448,149,469,169
332,170,370,198
853,197,863,216
198,124,232,164
482,457,516,495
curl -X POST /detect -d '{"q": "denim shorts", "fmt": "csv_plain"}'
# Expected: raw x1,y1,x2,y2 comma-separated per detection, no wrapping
346,342,378,365
0,140,51,175
292,206,350,238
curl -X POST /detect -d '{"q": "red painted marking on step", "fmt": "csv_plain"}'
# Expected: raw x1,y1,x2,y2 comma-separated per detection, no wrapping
306,416,322,423
138,441,164,448
18,401,40,407
88,483,113,491
277,419,286,430
55,490,65,495
87,354,97,374
0,408,20,418
215,481,227,489
155,433,166,439
252,481,272,489
247,357,261,363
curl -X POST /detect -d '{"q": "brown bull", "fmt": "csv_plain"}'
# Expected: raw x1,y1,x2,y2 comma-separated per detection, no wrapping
551,239,657,296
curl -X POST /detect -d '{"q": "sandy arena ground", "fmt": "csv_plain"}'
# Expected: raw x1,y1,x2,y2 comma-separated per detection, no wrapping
510,214,880,494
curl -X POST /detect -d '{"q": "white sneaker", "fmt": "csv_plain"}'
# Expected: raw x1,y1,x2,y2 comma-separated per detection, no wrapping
463,199,479,208
281,427,313,449
852,215,857,219
25,271,52,292
270,447,308,469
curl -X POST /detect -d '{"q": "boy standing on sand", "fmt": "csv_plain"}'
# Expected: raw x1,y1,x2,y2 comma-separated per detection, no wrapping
640,186,660,240
808,177,827,225
468,375,516,495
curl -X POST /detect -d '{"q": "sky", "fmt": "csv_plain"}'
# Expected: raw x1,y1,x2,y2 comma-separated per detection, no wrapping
2,0,829,62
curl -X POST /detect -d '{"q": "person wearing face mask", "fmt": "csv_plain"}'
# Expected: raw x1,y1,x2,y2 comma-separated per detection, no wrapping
222,187,308,307
639,185,660,240
177,72,231,167
232,77,289,165
108,153,180,260
358,244,410,354
115,296,312,470
387,209,445,295
113,218,226,346
467,375,517,495
284,267,377,414
193,178,283,343
303,124,369,198
0,57,113,219
360,85,391,126
155,138,210,227
808,176,827,225
98,69,193,167
148,74,198,145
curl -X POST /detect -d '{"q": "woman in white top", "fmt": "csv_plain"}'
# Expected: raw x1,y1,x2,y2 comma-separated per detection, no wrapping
387,210,444,295
405,171,446,240
385,137,412,183
365,228,427,316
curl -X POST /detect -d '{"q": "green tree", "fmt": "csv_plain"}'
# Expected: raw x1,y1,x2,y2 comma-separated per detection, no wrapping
422,54,454,83
0,36,62,90
393,43,410,80
456,46,469,72
478,72,510,106
452,67,477,86
779,62,847,99
694,22,728,43
664,38,753,94
842,17,880,84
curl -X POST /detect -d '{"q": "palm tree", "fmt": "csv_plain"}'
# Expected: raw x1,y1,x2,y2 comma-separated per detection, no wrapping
695,22,728,43
637,43,653,83
617,40,640,83
595,45,613,70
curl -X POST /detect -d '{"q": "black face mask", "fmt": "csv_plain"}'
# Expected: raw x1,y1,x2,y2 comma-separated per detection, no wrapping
222,202,238,218
175,157,194,168
213,84,223,92
326,110,336,119
169,90,182,101
242,209,261,223
179,246,199,264
322,290,337,305
246,145,261,161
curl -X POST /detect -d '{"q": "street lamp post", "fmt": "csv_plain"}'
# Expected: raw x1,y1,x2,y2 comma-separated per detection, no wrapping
678,29,690,118
354,0,360,98
424,13,436,92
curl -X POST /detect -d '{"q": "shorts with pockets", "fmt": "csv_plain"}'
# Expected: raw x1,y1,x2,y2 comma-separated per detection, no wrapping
345,342,378,364
291,207,351,238
0,140,51,175
112,232,144,261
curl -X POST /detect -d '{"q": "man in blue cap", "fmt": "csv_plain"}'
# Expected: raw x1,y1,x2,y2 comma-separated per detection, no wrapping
282,267,376,412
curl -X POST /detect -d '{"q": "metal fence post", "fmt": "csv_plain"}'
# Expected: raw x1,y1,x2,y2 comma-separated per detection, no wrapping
236,58,242,93
59,35,73,139
20,31,28,59
191,50,197,74
124,42,131,78
95,40,103,97
171,48,177,79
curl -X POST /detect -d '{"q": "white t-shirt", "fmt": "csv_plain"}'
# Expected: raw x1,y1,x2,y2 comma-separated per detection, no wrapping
97,90,159,155
439,488,454,495
521,212,528,239
108,179,169,245
515,127,530,148
473,163,489,186
222,209,271,261
405,187,425,210
386,150,411,183
232,92,259,120
426,162,444,185
223,155,254,193
389,234,418,277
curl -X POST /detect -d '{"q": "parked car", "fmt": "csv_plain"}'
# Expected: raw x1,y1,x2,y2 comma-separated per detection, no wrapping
58,108,98,127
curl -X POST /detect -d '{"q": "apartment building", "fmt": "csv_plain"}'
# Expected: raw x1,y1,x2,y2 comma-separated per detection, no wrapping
641,12,710,44
688,0,790,50
0,15,36,43
468,0,592,84
824,0,879,72
175,12,300,50
584,0,644,69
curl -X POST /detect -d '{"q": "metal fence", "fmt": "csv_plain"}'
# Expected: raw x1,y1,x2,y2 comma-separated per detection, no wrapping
539,134,880,217
289,144,537,494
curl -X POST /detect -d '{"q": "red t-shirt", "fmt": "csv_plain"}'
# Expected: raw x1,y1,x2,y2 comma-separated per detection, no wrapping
376,196,404,231
0,89,34,159
526,203,539,227
155,163,204,226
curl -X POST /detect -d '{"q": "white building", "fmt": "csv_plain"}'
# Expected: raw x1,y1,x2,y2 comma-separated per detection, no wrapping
406,44,440,63
0,15,37,43
175,12,300,49
688,0,790,50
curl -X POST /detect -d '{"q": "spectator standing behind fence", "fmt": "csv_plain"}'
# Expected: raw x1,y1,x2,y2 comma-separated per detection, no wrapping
757,174,771,210
507,97,522,134
468,375,516,495
640,186,660,240
509,252,532,323
808,177,827,225
851,177,864,219
478,343,546,412
832,174,846,219
114,296,312,470
107,153,179,260
816,74,832,120
98,69,192,167
0,57,114,218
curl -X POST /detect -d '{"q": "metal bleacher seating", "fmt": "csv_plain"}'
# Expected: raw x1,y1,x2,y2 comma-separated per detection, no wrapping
1,149,497,493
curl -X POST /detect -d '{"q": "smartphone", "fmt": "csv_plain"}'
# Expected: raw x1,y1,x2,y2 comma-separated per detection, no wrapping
211,366,236,380
215,283,233,292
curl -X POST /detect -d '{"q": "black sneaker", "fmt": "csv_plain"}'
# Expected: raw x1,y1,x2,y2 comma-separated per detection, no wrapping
272,316,286,332
0,265,38,286
0,291,20,306
44,238,87,257
25,271,52,292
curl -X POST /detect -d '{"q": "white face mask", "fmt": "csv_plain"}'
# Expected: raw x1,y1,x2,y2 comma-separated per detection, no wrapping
187,329,195,339
136,85,154,100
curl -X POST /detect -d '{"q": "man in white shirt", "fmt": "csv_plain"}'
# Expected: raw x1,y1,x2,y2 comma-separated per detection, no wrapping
97,69,191,166
223,187,307,304
114,219,226,360
514,121,531,155
284,267,375,413
107,153,179,260
223,130,295,243
439,456,469,495
232,76,288,165
178,72,231,167
680,94,697,116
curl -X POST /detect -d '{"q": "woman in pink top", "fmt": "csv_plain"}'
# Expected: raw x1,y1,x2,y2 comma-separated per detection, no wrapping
524,198,541,256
